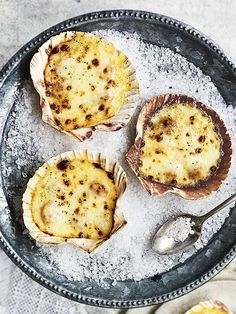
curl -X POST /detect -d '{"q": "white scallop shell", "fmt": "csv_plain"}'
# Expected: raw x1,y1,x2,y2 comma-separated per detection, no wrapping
30,31,139,141
22,150,127,253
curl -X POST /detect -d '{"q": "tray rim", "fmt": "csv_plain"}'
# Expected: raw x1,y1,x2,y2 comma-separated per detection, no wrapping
0,9,236,309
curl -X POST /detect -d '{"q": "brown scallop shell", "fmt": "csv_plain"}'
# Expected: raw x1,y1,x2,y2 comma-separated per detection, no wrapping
22,150,127,253
30,31,139,142
126,94,232,199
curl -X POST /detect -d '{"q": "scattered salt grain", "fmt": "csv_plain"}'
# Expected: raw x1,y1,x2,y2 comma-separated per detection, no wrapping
167,217,195,243
1,30,236,288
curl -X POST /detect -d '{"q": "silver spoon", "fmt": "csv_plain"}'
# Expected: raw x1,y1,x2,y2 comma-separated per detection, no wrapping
152,193,236,255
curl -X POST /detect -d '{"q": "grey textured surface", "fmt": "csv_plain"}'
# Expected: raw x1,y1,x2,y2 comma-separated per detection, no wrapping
1,0,236,69
0,0,236,312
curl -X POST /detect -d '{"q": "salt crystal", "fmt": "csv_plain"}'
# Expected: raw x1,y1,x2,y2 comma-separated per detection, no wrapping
167,217,195,242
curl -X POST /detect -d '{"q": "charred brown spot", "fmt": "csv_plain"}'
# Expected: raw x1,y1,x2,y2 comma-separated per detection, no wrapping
66,85,72,90
186,132,190,137
98,104,105,111
79,180,84,185
57,160,70,170
104,204,108,210
103,67,108,73
62,104,71,109
102,96,109,103
54,118,61,126
165,172,176,183
60,44,69,52
107,172,114,180
83,192,86,197
195,148,202,153
190,116,195,121
46,91,51,97
74,208,80,214
188,169,201,180
63,179,71,186
93,163,101,169
69,191,73,196
55,107,61,114
161,117,176,128
92,58,99,66
156,134,163,142
51,47,59,54
210,166,217,172
107,79,116,87
87,65,91,70
98,230,103,236
198,135,206,143
85,114,92,120
91,85,95,91
78,232,83,238
147,175,154,180
65,119,71,125
50,103,57,110
171,179,177,185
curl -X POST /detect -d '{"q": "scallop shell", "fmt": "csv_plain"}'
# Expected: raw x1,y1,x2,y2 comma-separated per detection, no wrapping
30,31,139,142
126,94,232,199
184,300,233,313
22,150,127,253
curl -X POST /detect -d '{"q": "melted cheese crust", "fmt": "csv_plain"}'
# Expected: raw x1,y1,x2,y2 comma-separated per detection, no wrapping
44,32,131,130
31,158,117,239
140,103,222,187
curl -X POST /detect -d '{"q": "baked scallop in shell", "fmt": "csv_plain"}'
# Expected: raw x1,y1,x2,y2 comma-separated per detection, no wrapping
22,150,127,253
184,300,233,314
30,31,139,141
126,94,232,199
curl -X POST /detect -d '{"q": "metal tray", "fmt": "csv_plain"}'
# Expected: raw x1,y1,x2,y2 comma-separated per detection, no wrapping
0,9,236,309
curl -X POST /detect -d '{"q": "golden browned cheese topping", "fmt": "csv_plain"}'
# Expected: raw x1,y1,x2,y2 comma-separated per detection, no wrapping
140,103,222,187
31,157,117,239
44,32,131,130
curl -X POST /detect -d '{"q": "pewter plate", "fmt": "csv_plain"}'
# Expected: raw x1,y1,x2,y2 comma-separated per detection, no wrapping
0,10,236,309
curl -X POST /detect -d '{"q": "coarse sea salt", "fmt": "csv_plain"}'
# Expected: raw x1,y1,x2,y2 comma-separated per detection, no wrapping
1,30,236,288
167,217,195,243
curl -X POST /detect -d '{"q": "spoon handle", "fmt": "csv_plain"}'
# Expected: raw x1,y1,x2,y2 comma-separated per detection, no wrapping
199,192,236,223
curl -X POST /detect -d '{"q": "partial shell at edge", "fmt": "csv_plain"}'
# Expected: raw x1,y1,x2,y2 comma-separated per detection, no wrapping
184,300,233,314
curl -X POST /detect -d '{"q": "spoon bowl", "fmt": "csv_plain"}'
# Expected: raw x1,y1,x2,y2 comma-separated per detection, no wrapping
152,214,201,255
152,193,236,255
